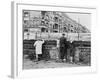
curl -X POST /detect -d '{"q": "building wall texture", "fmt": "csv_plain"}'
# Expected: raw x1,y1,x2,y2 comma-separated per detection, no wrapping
23,10,90,33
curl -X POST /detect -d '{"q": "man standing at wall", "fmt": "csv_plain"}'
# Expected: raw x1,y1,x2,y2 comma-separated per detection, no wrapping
59,33,67,62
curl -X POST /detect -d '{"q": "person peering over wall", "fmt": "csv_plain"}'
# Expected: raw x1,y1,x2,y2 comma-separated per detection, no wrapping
34,39,44,62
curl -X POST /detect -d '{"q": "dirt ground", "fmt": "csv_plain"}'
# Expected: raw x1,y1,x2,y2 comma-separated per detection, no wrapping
23,58,89,69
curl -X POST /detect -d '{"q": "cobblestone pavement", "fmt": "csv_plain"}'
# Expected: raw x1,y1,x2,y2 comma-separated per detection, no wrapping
23,59,89,69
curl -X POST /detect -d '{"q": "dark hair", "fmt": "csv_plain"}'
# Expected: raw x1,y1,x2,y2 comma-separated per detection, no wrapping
62,33,65,36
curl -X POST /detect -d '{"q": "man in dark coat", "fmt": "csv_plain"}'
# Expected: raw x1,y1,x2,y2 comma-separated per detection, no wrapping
59,33,67,62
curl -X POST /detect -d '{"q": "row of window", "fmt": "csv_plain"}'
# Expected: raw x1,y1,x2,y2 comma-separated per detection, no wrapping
23,11,87,33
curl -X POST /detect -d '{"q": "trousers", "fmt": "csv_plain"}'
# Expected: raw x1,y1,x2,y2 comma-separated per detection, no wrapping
60,47,67,60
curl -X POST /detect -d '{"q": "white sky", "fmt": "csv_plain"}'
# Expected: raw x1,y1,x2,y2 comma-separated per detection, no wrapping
66,13,91,31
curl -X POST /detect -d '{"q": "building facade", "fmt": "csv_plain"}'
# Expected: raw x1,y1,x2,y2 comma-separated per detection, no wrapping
23,10,90,33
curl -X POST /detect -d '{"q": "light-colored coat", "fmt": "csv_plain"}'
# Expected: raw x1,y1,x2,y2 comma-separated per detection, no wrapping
34,40,44,54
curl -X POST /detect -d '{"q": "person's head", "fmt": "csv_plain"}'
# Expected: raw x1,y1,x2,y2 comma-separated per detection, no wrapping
37,38,42,41
62,33,65,37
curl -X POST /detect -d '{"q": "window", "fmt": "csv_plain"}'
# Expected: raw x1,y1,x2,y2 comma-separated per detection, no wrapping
24,29,28,32
64,27,66,30
71,30,73,32
53,24,58,29
71,25,73,27
24,12,29,14
41,21,45,25
54,17,58,22
68,24,70,27
24,12,29,17
53,30,58,33
24,20,28,24
41,28,46,32
41,11,46,16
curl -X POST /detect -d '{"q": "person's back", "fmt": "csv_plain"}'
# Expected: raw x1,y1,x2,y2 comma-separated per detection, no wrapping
34,40,44,61
34,40,44,55
59,33,67,62
60,36,66,48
